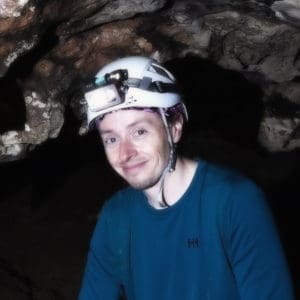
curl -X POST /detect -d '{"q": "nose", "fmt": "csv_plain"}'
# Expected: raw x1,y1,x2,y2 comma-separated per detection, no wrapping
118,138,137,163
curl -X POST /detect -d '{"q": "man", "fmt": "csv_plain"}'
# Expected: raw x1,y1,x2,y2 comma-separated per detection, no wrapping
78,56,294,299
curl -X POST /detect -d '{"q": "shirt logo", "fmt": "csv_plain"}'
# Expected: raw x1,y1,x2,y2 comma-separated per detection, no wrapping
187,237,200,248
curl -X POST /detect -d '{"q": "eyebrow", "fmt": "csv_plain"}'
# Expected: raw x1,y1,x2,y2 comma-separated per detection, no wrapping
99,118,156,136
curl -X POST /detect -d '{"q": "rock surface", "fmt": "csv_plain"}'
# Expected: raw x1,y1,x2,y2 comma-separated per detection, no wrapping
0,0,300,160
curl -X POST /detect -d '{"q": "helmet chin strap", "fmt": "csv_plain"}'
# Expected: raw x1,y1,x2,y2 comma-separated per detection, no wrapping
156,108,177,208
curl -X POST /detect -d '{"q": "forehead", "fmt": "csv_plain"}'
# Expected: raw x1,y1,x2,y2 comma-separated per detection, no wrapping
97,109,163,132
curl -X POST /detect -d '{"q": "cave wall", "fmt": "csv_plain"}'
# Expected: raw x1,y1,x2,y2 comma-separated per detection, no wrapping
0,0,300,161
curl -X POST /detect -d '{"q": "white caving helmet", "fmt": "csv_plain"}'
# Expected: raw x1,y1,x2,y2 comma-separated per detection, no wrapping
85,56,188,128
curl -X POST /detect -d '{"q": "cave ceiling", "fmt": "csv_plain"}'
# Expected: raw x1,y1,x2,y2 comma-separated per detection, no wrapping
0,0,300,162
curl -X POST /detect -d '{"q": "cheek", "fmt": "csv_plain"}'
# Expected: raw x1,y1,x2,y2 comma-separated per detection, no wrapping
104,147,118,166
152,136,170,160
162,141,171,160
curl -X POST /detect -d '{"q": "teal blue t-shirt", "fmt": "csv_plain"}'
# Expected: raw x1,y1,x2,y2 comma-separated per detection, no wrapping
78,160,294,299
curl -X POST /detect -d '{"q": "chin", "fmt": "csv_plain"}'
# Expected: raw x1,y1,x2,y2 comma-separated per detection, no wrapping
126,175,161,190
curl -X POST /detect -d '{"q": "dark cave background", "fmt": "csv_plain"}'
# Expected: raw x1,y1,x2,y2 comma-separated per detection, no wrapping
0,55,299,298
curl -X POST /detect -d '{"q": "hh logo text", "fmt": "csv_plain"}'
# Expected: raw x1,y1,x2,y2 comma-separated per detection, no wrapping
187,237,200,248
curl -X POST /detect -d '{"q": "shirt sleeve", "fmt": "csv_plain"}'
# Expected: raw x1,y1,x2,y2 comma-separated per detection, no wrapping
224,178,295,300
78,202,121,300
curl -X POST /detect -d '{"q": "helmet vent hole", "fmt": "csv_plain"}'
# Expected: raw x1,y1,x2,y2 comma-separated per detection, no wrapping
149,64,173,80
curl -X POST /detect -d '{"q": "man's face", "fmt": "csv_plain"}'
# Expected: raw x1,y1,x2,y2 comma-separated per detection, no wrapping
97,109,173,190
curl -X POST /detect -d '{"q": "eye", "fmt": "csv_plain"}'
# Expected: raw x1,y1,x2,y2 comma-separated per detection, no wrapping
103,136,118,146
134,128,148,137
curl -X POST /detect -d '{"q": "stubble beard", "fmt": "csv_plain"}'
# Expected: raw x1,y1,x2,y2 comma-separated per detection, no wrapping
123,171,163,190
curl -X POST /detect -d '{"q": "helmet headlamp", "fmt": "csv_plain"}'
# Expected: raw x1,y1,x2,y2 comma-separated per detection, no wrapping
85,84,122,112
84,69,128,112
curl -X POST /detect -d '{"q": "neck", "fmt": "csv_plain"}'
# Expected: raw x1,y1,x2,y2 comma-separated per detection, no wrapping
144,157,198,209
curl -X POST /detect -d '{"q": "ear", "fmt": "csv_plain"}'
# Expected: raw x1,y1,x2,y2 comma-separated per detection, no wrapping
170,114,184,143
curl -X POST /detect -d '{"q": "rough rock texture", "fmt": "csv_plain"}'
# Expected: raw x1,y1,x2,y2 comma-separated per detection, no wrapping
1,0,300,299
0,0,300,160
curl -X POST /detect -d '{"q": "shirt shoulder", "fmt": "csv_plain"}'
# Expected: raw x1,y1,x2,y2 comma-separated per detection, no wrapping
199,161,267,226
100,187,140,220
203,161,262,196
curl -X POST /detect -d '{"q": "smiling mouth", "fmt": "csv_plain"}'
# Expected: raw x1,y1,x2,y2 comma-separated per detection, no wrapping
122,161,147,175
